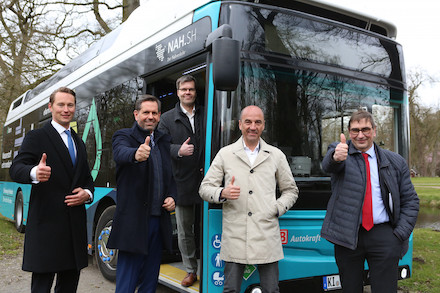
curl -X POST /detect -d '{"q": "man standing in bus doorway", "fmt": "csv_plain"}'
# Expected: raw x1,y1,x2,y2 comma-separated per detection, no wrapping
9,87,94,293
321,110,419,293
158,75,204,287
107,94,176,293
199,105,299,293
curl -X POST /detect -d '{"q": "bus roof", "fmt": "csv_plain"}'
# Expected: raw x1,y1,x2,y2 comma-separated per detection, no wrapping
272,0,397,38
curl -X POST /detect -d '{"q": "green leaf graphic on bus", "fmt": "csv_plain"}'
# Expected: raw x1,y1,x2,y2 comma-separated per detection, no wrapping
82,99,102,181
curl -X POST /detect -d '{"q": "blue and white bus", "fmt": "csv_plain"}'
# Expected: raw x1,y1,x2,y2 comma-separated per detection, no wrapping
0,0,413,292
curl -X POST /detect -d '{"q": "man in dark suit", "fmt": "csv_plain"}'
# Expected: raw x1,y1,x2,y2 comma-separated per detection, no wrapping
108,94,176,293
10,87,94,293
158,75,204,287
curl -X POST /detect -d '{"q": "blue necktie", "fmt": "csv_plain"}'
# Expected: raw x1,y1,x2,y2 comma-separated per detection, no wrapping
150,132,155,148
65,129,76,165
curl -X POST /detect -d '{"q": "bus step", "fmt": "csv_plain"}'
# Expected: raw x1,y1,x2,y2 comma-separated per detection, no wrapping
159,263,199,292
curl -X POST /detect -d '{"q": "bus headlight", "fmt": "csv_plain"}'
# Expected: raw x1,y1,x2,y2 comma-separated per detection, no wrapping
401,267,408,279
250,287,262,293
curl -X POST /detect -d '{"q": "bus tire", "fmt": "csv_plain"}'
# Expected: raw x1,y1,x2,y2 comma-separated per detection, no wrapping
14,191,25,233
95,205,118,281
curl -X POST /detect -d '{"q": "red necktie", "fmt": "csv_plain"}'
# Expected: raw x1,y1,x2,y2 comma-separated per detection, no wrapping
362,153,374,231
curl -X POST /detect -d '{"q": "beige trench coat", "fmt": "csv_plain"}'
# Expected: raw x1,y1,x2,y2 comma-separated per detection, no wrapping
199,137,299,264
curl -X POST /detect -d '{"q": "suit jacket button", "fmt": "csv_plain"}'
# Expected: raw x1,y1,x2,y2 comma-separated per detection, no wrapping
249,190,253,194
250,169,254,173
248,212,252,216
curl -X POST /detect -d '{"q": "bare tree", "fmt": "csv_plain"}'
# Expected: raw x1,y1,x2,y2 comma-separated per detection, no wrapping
408,68,439,176
0,0,66,124
0,0,143,132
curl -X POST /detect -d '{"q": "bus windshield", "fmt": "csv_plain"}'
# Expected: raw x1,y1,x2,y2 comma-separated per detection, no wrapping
212,3,407,210
223,3,402,78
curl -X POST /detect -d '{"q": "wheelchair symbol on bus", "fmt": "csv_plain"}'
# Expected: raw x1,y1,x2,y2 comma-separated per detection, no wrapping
211,234,221,250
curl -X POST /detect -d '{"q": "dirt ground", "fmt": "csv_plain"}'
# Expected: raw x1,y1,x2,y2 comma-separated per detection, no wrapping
0,253,175,293
0,253,115,293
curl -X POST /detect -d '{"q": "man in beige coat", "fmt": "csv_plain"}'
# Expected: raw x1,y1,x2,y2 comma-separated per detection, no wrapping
199,105,299,293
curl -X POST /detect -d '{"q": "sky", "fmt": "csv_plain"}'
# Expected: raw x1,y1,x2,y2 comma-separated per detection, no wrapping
322,0,440,108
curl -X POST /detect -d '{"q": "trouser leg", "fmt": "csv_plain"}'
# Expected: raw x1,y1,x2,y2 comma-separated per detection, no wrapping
334,243,365,293
223,262,245,293
31,272,55,293
176,204,198,273
115,217,162,293
54,269,80,293
115,251,142,293
365,223,401,293
138,217,162,293
258,262,280,293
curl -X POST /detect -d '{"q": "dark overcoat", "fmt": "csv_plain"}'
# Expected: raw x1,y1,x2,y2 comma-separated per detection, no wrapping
9,121,94,273
107,123,177,254
158,102,204,206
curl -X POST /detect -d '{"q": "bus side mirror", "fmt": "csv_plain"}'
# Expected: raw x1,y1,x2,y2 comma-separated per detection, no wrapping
206,25,240,91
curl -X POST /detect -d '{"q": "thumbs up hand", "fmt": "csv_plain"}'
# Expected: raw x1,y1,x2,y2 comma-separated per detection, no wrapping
135,136,151,162
333,133,348,162
220,176,241,200
178,137,194,157
36,153,52,182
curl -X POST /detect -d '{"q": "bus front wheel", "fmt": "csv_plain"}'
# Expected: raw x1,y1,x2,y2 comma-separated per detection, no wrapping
95,205,118,281
14,191,25,233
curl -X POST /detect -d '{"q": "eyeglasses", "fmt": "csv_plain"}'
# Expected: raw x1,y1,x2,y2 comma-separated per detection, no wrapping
178,88,196,92
349,127,372,136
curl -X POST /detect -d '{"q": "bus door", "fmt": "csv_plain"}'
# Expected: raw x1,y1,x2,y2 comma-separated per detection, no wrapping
144,61,207,292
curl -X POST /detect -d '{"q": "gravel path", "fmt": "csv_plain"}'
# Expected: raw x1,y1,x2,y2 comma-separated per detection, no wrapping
0,253,115,293
0,252,177,293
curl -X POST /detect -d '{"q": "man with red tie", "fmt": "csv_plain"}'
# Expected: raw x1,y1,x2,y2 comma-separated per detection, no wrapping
321,110,419,293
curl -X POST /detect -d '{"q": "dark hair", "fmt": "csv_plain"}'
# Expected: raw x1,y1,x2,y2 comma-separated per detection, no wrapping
49,87,76,104
135,94,161,112
176,75,196,90
349,110,376,129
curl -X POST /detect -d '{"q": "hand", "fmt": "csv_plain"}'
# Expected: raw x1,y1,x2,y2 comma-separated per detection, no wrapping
333,133,348,162
162,197,175,211
220,176,240,200
135,136,151,162
36,153,51,182
65,187,90,206
178,137,194,156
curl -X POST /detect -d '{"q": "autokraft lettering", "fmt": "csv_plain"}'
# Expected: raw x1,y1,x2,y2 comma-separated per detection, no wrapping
290,234,322,243
150,17,211,70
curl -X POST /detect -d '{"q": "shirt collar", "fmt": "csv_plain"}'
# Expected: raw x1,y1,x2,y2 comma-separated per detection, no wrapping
364,145,375,159
51,120,70,135
180,103,195,116
242,139,260,153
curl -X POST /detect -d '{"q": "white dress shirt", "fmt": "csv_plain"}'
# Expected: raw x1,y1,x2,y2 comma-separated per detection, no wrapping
30,121,92,202
365,145,390,224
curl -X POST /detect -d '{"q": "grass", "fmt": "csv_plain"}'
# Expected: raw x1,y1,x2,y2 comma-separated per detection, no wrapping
0,215,24,259
399,177,440,293
399,229,440,293
411,177,440,208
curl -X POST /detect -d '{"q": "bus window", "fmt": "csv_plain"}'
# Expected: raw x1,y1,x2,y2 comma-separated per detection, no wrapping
212,61,402,210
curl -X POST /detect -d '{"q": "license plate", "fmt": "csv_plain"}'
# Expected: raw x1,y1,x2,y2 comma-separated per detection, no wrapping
323,274,342,291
